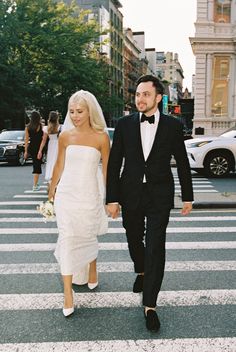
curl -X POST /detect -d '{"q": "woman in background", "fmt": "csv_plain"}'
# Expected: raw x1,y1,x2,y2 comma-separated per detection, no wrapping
24,111,43,191
37,111,61,188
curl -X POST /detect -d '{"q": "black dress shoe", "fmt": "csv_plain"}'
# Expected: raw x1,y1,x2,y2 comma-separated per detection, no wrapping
144,309,160,332
133,274,144,293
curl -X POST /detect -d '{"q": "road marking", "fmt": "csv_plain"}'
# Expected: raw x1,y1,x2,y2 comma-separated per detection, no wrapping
0,217,55,222
0,261,235,274
1,216,236,223
0,201,41,205
177,189,218,193
1,338,235,352
0,289,235,310
0,209,235,215
0,209,39,214
175,185,214,188
170,216,236,221
1,226,236,234
0,241,235,251
14,195,48,198
24,190,47,194
108,227,236,233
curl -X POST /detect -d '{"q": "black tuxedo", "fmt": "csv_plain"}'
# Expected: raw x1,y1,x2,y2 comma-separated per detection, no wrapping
106,112,193,307
106,112,193,208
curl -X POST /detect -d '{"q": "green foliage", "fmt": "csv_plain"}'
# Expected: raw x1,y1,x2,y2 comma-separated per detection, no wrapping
0,0,118,128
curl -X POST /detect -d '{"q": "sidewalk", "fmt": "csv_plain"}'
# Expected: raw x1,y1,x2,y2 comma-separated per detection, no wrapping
174,192,236,209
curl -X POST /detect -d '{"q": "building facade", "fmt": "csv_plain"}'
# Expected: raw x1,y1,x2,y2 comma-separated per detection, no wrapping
123,28,142,113
156,51,184,103
190,0,236,136
74,0,124,119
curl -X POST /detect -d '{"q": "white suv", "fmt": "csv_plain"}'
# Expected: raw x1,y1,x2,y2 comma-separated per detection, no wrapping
184,129,236,177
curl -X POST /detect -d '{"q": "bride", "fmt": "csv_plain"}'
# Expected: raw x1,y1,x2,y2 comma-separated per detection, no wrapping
48,90,110,317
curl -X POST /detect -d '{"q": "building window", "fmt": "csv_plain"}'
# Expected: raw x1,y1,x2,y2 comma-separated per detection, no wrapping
214,0,231,23
211,56,229,116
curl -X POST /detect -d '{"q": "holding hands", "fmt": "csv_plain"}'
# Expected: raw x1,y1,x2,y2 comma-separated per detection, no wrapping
181,202,192,216
106,203,120,219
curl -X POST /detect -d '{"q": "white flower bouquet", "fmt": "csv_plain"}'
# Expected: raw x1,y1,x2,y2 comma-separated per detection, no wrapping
37,200,55,222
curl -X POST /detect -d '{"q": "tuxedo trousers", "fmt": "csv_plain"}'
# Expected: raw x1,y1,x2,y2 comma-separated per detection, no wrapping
122,183,171,307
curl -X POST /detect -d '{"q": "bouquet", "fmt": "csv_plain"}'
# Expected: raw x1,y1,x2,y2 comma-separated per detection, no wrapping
37,200,55,222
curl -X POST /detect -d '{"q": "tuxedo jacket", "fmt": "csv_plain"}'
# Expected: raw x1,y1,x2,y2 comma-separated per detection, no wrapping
106,112,194,210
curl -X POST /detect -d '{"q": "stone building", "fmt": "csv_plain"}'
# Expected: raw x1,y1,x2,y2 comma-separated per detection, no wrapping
190,0,236,136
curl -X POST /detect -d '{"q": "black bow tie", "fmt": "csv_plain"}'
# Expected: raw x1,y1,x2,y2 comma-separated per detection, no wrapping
141,114,155,124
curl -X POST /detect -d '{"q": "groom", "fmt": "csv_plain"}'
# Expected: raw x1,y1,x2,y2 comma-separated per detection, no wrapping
106,75,193,332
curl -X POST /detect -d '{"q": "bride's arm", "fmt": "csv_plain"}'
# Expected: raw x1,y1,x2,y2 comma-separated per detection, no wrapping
100,132,110,185
48,132,67,200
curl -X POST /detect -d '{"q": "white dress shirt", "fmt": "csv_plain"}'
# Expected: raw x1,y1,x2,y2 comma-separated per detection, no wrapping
140,110,160,182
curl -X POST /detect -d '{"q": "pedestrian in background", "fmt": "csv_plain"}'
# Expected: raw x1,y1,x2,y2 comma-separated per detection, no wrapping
24,111,43,191
37,111,61,189
106,75,193,332
48,90,110,317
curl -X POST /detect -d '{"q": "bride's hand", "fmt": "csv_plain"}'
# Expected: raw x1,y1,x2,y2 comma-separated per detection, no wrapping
48,187,55,202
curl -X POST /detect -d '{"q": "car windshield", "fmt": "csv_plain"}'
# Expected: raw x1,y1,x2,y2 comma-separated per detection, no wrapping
220,130,236,138
0,130,25,141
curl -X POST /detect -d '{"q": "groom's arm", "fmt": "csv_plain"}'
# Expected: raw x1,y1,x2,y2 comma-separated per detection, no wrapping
106,119,124,205
172,120,194,213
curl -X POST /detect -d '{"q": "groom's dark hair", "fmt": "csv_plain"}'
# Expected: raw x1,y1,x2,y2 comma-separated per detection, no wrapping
136,75,164,95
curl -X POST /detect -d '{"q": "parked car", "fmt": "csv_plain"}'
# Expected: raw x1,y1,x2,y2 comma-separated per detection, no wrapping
184,128,236,177
0,130,26,165
0,129,46,166
106,127,115,144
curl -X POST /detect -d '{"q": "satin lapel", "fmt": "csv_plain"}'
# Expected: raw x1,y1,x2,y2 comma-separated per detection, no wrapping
133,112,145,162
146,114,164,162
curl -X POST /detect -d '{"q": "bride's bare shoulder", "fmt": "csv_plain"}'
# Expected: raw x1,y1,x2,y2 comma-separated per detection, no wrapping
96,130,110,144
58,130,75,146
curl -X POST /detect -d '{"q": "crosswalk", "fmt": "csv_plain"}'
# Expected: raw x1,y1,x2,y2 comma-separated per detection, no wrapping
0,175,236,352
174,173,218,193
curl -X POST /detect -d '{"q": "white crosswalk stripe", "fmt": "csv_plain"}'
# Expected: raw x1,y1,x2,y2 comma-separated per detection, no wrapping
1,338,235,352
0,241,235,251
0,172,235,350
0,261,235,274
1,289,235,310
1,215,236,222
1,226,236,234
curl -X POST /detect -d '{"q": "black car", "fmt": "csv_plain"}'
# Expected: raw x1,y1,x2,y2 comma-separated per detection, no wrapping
0,130,27,165
0,129,47,166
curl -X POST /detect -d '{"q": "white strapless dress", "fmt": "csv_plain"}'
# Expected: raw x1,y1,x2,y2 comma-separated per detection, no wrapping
54,145,108,284
43,126,60,181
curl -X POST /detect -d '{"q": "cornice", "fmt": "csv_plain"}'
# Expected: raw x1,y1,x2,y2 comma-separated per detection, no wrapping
190,37,236,54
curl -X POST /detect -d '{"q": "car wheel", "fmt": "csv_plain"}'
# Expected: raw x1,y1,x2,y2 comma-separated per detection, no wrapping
204,152,231,178
18,151,26,166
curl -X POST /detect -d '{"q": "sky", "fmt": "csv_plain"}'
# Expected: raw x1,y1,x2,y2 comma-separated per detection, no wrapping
120,0,197,90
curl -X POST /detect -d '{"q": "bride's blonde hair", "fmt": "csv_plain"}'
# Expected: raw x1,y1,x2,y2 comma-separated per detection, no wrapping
68,90,106,132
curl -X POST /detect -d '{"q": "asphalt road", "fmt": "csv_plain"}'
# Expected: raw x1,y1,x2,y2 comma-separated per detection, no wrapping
0,163,235,351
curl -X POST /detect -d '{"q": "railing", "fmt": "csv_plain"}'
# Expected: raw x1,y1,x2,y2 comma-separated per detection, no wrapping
212,121,232,129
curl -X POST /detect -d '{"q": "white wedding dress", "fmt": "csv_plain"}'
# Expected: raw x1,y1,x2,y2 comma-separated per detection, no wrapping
43,125,60,181
54,145,108,284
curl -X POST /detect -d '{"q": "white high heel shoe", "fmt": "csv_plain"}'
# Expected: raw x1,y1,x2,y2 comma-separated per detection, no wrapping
63,306,74,317
63,290,75,317
88,281,98,290
88,273,98,290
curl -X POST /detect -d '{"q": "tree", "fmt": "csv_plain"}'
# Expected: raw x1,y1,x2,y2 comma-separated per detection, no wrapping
0,0,119,128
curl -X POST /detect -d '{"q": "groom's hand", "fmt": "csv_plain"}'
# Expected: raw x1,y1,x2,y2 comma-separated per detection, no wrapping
181,202,192,215
106,203,120,219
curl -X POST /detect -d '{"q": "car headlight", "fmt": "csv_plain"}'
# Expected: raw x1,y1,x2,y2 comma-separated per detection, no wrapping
5,145,17,150
187,141,213,148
